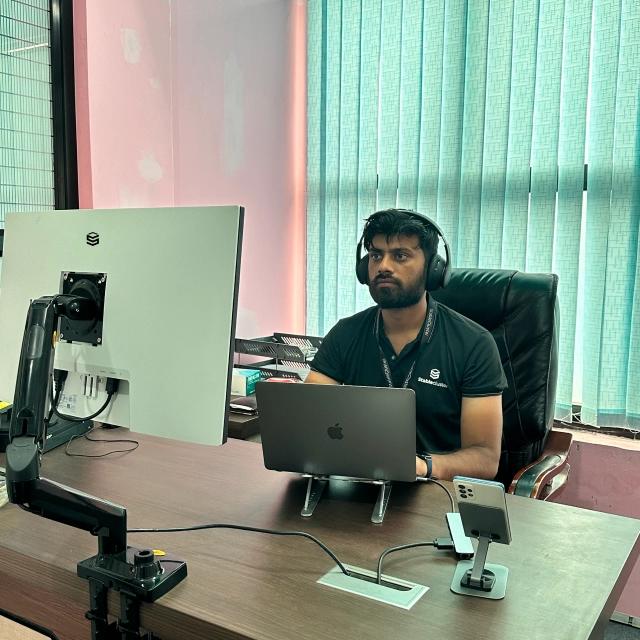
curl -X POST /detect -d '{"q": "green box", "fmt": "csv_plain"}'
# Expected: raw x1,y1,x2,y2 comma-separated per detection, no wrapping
231,369,261,396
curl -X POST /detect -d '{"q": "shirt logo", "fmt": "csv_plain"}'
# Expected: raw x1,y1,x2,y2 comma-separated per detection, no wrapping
417,371,448,389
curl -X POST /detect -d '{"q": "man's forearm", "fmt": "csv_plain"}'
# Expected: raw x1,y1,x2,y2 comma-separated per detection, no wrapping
426,445,500,481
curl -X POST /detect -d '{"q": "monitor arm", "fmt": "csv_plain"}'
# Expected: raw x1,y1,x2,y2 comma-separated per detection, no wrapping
6,295,127,555
5,295,187,639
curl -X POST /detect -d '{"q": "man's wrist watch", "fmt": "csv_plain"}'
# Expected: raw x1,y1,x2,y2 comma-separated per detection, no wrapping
417,452,433,478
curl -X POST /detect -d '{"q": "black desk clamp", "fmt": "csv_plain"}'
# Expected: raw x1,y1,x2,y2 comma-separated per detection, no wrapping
80,546,186,639
5,293,187,639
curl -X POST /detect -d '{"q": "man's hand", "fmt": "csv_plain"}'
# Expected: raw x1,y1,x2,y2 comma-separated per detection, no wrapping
416,455,428,477
305,370,339,385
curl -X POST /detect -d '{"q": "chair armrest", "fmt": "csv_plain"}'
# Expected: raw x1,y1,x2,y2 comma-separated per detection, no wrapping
508,430,573,500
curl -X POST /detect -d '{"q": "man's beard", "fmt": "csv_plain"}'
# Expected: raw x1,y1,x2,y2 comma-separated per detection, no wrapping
369,274,425,309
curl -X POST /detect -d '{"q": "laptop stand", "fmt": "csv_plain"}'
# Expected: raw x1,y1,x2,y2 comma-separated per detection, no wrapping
300,474,393,524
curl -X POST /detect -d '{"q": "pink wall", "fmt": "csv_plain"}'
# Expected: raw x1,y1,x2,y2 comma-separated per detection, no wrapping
169,0,306,336
73,0,306,337
551,438,640,618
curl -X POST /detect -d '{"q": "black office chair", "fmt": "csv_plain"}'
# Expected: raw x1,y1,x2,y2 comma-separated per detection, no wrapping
431,268,572,499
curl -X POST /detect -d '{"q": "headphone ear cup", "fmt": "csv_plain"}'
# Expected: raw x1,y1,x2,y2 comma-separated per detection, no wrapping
356,254,369,285
425,254,446,291
441,259,451,288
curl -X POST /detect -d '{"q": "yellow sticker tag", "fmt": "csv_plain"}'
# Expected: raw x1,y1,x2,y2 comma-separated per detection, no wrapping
152,549,166,557
0,401,10,411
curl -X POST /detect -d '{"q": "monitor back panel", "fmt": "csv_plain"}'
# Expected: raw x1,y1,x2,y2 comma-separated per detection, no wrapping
0,206,243,445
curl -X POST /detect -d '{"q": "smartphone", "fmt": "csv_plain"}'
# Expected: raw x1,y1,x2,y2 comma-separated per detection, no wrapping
453,476,511,545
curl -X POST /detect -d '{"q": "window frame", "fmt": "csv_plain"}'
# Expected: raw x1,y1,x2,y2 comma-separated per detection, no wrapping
49,0,78,210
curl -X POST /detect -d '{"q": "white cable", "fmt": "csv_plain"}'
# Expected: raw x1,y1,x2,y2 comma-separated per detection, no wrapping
0,480,8,509
0,467,7,508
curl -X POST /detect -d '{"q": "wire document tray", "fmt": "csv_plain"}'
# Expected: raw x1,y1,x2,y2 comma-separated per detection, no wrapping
234,333,323,381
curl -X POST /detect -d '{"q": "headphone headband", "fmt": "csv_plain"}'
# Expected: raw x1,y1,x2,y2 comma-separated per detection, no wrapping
355,208,452,291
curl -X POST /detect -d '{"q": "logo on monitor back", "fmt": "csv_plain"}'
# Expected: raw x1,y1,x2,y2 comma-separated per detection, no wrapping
86,232,99,246
327,423,343,440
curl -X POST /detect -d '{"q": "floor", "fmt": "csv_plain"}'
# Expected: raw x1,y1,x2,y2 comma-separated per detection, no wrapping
606,622,640,639
0,614,52,639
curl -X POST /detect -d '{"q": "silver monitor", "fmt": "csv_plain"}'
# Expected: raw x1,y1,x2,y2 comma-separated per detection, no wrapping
0,205,243,445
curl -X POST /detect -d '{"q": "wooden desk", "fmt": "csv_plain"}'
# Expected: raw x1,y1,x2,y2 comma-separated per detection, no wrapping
1,430,639,640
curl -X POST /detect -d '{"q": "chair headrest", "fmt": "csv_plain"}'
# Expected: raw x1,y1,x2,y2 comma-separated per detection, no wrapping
431,268,558,332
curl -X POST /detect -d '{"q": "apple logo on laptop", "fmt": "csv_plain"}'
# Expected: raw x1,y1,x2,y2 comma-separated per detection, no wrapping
327,423,343,439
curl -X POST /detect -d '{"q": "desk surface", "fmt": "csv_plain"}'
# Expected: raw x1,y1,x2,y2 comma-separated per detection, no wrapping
1,430,639,640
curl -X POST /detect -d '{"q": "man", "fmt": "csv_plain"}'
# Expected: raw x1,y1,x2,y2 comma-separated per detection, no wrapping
306,209,507,481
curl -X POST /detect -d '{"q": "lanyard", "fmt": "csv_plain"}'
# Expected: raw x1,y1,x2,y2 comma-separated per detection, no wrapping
374,305,435,389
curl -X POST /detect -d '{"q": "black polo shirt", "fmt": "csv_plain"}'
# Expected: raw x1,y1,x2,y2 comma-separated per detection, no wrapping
310,298,507,455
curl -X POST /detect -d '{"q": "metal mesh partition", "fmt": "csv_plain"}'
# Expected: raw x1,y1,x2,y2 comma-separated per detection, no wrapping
0,0,55,229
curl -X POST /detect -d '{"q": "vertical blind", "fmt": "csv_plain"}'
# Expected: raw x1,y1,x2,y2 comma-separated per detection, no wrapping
307,0,640,428
0,0,55,230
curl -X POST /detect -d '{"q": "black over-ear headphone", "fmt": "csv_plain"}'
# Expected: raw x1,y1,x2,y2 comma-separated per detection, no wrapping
355,209,452,291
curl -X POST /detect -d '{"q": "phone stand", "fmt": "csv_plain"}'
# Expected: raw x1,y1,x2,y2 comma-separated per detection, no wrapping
450,533,508,599
450,478,511,599
451,535,509,600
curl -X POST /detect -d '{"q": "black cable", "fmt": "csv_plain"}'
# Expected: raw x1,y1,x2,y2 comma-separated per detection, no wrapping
373,476,457,585
376,541,435,585
416,476,456,512
52,392,114,423
65,425,139,458
49,372,118,423
45,366,67,426
47,386,62,422
48,370,67,422
127,523,351,577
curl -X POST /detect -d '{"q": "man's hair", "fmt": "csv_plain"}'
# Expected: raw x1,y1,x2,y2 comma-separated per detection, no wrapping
362,209,438,258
